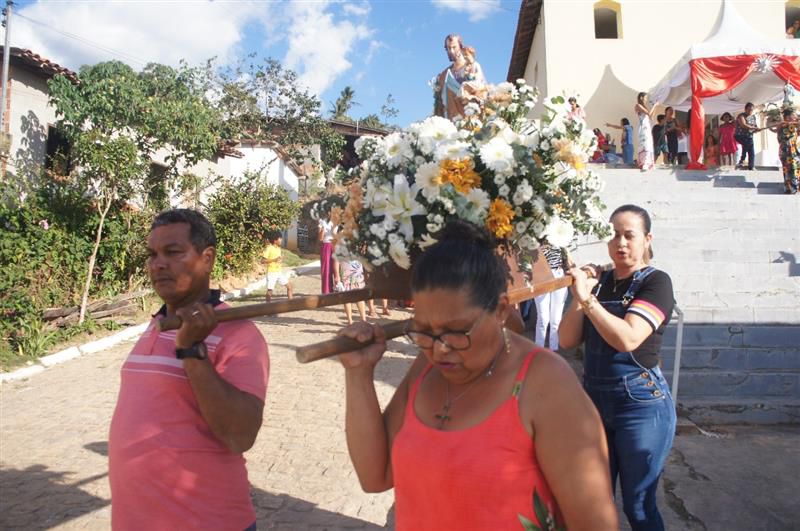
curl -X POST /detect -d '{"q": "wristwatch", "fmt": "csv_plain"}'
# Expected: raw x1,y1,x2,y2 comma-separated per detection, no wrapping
176,342,208,360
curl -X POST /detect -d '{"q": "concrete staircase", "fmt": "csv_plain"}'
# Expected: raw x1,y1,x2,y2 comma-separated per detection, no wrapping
572,167,800,424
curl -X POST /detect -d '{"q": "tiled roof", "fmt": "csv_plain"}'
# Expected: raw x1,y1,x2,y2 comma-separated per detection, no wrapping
1,46,78,83
506,0,543,83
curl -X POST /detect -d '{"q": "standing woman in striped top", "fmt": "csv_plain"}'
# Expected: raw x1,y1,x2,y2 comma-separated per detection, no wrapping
533,244,568,351
560,204,676,531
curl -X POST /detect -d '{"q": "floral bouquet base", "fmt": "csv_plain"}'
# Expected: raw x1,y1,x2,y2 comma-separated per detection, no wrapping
365,247,540,302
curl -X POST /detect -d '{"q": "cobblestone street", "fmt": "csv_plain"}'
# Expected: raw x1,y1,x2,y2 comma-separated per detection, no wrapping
0,275,412,530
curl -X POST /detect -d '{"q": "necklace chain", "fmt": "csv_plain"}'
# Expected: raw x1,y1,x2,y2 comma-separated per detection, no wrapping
435,328,511,430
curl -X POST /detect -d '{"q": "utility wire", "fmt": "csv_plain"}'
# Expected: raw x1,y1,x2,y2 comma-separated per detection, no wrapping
12,11,149,65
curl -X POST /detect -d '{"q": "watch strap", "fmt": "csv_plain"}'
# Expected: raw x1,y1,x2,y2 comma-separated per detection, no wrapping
176,342,207,360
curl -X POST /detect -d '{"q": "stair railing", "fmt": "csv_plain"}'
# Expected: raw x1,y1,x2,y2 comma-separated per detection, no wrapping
671,305,684,405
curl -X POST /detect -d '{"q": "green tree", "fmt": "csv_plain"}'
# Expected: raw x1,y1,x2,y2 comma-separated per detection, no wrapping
206,168,301,275
48,61,223,323
359,114,385,130
203,57,345,172
330,86,357,121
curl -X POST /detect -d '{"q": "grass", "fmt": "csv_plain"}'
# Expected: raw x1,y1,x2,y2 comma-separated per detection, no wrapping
0,253,316,373
281,249,317,268
0,294,162,373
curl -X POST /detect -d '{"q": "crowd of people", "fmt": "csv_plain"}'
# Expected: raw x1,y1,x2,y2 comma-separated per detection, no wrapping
586,95,800,192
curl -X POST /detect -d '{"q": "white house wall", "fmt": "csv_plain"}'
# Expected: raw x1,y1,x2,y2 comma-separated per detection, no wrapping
4,67,58,191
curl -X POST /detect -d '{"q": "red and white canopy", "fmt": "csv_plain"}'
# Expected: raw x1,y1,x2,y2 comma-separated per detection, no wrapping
649,0,800,169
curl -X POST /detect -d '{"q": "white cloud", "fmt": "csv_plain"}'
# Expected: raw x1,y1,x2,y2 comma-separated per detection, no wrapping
283,1,372,95
342,1,371,17
365,40,386,64
10,1,272,70
431,0,500,22
7,0,375,99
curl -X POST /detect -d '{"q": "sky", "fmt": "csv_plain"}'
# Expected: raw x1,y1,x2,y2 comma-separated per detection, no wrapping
3,0,523,127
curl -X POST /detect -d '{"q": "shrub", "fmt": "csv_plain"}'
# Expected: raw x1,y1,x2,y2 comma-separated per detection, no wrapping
0,179,151,344
206,173,300,275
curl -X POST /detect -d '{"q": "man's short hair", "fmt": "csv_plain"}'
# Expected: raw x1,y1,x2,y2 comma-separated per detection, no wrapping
151,209,216,252
657,114,665,122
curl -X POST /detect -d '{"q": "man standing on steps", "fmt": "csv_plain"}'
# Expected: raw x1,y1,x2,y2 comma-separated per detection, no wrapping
735,102,758,171
108,209,269,530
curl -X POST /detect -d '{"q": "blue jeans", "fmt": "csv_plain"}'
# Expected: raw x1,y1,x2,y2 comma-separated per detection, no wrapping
584,367,676,531
583,267,676,530
737,135,755,169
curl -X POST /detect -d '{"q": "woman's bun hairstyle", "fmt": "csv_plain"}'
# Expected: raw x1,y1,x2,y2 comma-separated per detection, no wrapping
411,220,508,311
435,219,496,248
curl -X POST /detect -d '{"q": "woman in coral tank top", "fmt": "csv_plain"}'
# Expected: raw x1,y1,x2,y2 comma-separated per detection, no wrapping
338,221,617,530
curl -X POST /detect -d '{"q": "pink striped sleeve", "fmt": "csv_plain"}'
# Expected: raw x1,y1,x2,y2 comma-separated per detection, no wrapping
627,299,666,331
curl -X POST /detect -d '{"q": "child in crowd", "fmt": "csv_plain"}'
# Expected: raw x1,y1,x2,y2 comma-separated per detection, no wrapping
340,260,367,324
591,128,608,162
704,134,719,167
718,112,738,167
605,118,634,165
652,114,669,165
262,230,294,302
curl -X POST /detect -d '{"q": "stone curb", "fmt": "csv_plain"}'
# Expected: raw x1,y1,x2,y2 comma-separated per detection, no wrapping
0,269,291,384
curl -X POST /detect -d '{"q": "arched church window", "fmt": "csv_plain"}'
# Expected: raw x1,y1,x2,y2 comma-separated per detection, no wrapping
594,1,622,39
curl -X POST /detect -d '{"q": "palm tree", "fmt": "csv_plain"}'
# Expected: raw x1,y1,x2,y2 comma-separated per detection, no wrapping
330,86,356,121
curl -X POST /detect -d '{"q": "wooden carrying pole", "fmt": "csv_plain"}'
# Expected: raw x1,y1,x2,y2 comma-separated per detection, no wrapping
157,288,375,331
295,273,579,364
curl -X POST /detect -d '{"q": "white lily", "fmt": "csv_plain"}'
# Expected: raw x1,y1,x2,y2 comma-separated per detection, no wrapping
385,174,425,241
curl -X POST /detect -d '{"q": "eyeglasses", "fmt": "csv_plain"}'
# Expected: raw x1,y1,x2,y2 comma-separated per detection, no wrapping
404,312,488,351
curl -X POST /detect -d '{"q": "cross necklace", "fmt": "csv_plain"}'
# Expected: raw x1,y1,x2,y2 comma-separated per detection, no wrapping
434,328,510,430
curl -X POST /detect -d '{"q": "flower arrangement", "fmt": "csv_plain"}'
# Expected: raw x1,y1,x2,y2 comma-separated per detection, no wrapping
332,79,611,270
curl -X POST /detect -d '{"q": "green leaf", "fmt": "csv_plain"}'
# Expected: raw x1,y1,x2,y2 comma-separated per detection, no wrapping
518,514,542,531
533,491,550,530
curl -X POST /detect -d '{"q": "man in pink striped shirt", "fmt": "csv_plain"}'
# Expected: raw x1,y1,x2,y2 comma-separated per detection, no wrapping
109,209,269,530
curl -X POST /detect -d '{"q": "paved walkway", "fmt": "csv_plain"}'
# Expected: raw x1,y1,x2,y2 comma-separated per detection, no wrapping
1,274,798,530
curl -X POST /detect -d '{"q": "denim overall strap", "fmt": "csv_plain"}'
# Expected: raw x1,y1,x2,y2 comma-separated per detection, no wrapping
583,266,657,379
620,266,656,308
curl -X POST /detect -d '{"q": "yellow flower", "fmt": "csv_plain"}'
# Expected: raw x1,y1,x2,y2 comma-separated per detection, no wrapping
439,158,482,194
486,198,515,239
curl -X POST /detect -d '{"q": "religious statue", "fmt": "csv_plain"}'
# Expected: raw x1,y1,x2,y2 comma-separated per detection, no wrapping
784,82,797,110
432,34,488,120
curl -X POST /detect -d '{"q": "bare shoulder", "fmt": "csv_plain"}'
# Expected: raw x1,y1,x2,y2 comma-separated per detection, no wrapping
525,345,581,392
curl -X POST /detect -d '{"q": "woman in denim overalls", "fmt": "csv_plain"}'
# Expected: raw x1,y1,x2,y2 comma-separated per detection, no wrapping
560,205,676,531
